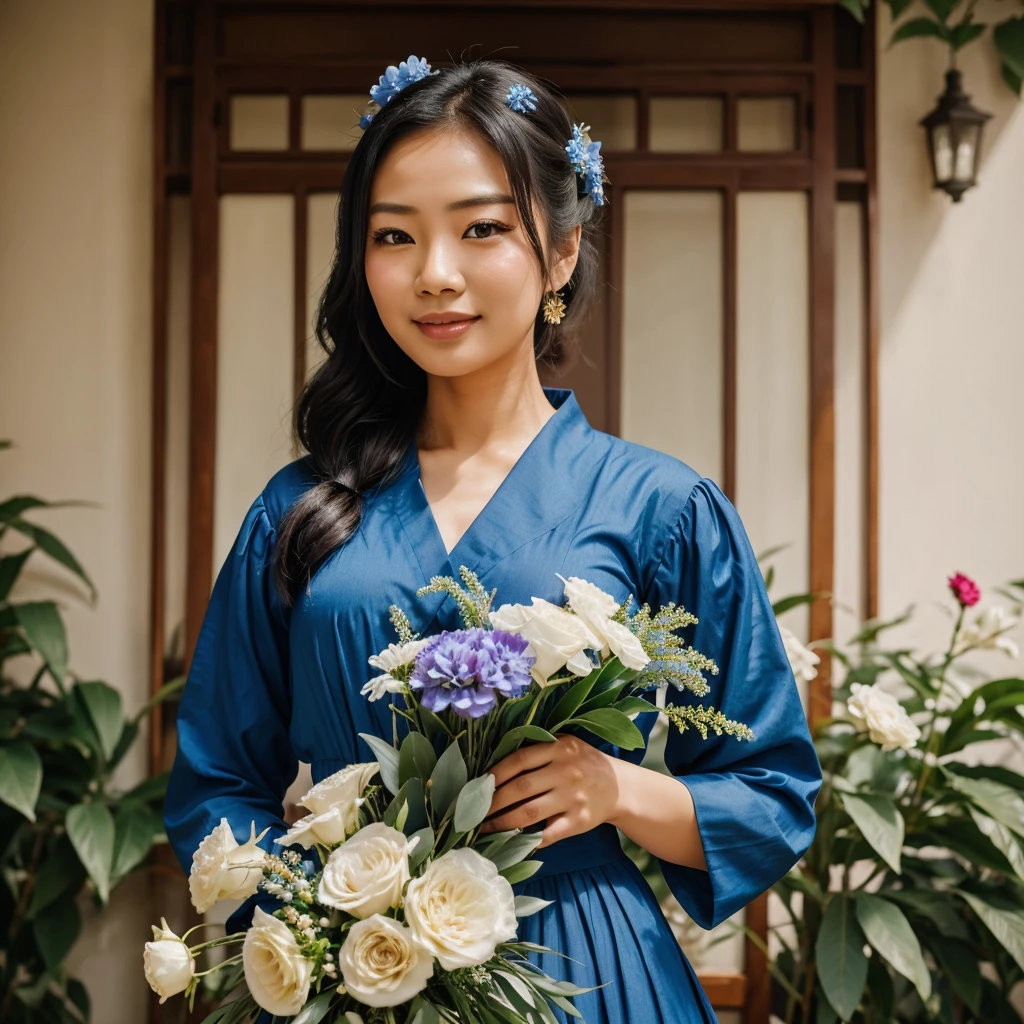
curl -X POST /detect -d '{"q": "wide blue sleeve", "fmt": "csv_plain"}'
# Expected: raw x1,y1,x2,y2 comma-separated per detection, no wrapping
164,493,297,928
644,477,822,930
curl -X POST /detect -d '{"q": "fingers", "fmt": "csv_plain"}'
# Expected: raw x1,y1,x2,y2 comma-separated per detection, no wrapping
487,764,563,818
487,739,559,788
537,813,573,849
481,789,561,835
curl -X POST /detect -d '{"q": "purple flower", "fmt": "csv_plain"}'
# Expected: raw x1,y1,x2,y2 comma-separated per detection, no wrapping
409,627,534,719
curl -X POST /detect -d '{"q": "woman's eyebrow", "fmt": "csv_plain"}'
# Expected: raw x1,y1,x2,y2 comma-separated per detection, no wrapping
368,192,515,216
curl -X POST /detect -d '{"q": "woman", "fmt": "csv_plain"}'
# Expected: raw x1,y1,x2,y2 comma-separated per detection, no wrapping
165,57,822,1023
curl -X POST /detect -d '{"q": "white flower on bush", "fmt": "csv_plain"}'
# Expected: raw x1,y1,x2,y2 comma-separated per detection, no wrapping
953,605,1021,659
242,906,314,1016
318,822,415,918
779,624,821,683
361,637,433,701
491,597,602,686
560,574,649,671
847,682,921,752
275,761,379,850
338,914,434,1007
403,847,518,969
189,819,268,913
143,918,195,1003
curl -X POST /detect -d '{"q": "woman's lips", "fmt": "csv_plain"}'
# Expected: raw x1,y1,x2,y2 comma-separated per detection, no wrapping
414,316,481,339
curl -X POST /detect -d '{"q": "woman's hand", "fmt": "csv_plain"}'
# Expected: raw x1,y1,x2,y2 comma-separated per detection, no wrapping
479,735,623,849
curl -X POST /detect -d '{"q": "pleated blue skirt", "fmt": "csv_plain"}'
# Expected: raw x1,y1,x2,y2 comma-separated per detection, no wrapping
512,824,718,1024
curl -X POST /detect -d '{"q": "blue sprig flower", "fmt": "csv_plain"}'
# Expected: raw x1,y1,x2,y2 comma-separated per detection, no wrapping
505,83,539,113
360,55,434,129
565,122,606,207
409,627,535,719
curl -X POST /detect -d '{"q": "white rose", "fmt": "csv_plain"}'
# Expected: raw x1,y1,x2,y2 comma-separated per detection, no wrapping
338,914,434,1007
559,575,650,671
318,822,413,918
953,605,1021,659
143,918,195,1003
403,847,518,969
847,683,921,752
361,638,433,700
275,762,379,851
189,819,268,914
779,625,821,683
491,597,601,686
243,906,314,1017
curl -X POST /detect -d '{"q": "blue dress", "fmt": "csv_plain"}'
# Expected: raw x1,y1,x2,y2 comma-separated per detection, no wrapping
165,386,822,1023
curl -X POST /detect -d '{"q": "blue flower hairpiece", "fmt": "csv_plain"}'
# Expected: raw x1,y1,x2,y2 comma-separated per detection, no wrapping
359,55,435,129
505,83,538,113
565,122,606,207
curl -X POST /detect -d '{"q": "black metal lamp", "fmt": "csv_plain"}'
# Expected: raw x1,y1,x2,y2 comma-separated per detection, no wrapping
920,68,992,203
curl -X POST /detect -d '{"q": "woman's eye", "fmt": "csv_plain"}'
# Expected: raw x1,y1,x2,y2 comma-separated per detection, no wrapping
371,221,512,245
465,220,511,240
371,228,411,246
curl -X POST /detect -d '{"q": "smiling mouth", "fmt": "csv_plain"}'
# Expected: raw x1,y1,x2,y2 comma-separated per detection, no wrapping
414,316,480,324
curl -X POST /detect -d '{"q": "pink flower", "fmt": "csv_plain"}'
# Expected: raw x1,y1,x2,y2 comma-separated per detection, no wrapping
948,572,981,607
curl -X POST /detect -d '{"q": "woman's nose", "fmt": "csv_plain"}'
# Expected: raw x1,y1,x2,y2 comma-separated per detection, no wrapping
415,238,465,295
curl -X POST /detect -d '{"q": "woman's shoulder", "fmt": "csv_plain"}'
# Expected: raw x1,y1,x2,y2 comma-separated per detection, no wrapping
258,455,320,530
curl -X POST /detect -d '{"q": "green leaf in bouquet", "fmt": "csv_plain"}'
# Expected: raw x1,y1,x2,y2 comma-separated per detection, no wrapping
384,777,427,834
0,740,43,821
33,894,82,970
486,830,544,870
854,892,931,1003
547,666,604,726
290,987,336,1024
563,708,645,750
486,725,557,769
13,600,68,689
73,680,124,762
358,732,400,795
409,1001,441,1024
408,825,434,870
399,731,438,786
513,894,554,917
815,894,868,1023
66,801,115,902
941,769,1024,842
576,678,632,714
609,695,658,717
958,890,1024,974
840,792,904,873
454,772,495,832
429,738,468,817
499,857,543,885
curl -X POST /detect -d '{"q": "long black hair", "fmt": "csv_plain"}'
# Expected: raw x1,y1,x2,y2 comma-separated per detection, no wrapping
273,58,607,606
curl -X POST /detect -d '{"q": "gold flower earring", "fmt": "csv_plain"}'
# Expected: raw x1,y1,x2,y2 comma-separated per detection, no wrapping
542,288,566,325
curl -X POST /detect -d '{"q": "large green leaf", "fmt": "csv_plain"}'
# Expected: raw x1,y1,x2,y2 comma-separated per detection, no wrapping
885,0,916,21
290,988,335,1024
855,893,931,1002
398,731,437,787
841,792,904,873
892,17,950,43
28,834,87,918
429,739,468,817
454,772,496,833
969,808,1024,881
358,732,400,795
958,890,1024,974
994,16,1024,81
923,0,958,22
73,681,124,761
942,770,1024,841
111,806,161,882
13,601,68,688
943,678,1024,754
33,895,82,970
0,549,33,601
816,895,868,1023
924,933,982,1017
884,889,969,941
563,708,644,750
547,668,603,727
486,725,557,769
9,517,96,600
66,802,115,903
0,740,43,821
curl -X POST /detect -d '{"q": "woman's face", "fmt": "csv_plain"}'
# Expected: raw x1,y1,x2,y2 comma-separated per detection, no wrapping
364,125,579,380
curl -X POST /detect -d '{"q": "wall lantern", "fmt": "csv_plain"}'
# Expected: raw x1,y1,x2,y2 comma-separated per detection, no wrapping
920,69,992,203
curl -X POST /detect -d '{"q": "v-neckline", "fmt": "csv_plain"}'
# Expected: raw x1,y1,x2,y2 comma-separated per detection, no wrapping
410,387,566,565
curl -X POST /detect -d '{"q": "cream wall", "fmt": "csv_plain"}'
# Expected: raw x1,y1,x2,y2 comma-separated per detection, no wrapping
877,2,1024,671
0,2,154,1022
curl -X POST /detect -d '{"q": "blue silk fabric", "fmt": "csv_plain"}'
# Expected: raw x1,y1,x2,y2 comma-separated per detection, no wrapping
165,386,822,1023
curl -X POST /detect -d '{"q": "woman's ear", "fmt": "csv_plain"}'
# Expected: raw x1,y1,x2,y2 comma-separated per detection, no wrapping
548,223,582,292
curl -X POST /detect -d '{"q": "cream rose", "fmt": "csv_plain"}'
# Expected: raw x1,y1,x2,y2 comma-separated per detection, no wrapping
337,914,434,1007
403,847,518,969
189,819,268,913
242,906,314,1016
847,683,921,752
953,605,1021,659
275,761,379,850
491,597,601,686
779,625,821,683
143,918,195,1003
559,574,650,671
317,822,413,918
361,637,434,701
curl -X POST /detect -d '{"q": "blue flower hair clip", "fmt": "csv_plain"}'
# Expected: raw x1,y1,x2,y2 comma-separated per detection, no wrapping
359,55,436,129
565,122,606,207
505,83,538,113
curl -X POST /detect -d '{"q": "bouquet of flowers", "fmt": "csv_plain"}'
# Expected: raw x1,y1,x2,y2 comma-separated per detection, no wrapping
144,567,754,1023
